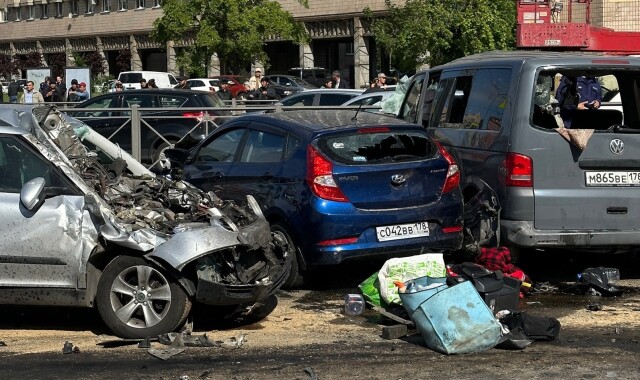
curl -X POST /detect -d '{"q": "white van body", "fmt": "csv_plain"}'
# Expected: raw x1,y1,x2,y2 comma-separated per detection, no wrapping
117,71,178,90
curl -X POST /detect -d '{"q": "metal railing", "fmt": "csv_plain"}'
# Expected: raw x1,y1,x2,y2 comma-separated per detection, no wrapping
58,100,383,166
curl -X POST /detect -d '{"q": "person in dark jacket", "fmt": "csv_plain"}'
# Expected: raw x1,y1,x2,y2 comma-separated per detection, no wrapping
217,81,233,102
7,79,20,103
44,82,63,103
555,75,602,128
257,77,278,102
331,70,350,89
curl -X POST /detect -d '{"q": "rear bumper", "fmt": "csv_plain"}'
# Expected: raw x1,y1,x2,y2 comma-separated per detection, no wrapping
502,220,640,247
303,233,463,267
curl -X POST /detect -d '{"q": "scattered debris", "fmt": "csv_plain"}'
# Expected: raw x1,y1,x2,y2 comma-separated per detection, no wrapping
199,370,212,378
148,333,186,360
0,341,6,347
587,303,603,311
146,332,247,360
304,367,318,380
381,324,408,340
578,267,622,297
62,341,80,354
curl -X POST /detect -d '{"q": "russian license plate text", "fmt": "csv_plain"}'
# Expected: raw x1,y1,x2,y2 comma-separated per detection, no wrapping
376,222,430,242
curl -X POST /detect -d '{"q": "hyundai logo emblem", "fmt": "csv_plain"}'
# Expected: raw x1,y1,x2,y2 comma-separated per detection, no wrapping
391,174,406,185
610,139,624,155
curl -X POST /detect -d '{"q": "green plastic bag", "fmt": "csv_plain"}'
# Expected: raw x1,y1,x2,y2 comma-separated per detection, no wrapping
359,271,387,308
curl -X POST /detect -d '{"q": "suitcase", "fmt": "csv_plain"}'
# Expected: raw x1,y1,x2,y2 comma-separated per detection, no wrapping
450,263,520,312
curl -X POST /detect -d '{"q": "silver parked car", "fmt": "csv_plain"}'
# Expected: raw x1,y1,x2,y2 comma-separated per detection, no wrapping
0,104,289,338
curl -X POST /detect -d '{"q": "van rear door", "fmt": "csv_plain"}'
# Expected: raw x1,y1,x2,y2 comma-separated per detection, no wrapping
527,68,640,232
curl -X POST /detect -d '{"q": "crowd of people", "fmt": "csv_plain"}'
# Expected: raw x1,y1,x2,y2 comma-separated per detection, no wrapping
0,75,90,104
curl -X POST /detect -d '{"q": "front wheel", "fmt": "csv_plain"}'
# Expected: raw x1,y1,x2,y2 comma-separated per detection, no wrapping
236,92,247,100
96,256,192,339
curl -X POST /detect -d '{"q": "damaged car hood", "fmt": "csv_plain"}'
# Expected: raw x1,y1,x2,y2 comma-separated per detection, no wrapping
10,105,284,277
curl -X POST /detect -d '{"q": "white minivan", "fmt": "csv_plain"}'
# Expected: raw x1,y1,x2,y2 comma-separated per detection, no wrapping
117,71,178,90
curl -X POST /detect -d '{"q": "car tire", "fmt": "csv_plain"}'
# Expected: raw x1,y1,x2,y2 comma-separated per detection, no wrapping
236,92,247,100
96,255,192,339
270,222,304,289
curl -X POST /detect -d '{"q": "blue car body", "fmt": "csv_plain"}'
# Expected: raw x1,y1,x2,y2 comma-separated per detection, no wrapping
180,110,463,283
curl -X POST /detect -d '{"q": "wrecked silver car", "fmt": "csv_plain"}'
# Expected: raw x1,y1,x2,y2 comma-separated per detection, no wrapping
0,104,289,338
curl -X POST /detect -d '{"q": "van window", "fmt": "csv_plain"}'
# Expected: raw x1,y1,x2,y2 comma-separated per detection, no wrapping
435,69,511,130
533,70,632,130
119,73,143,84
399,73,426,124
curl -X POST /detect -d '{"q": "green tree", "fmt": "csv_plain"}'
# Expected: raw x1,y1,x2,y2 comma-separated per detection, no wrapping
365,0,516,72
152,0,309,75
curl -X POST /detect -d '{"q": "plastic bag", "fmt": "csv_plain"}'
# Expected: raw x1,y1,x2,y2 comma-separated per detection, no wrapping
377,253,446,305
358,271,385,308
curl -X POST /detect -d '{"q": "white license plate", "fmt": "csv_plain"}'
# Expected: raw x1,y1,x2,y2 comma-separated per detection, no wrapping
376,222,430,242
585,171,640,187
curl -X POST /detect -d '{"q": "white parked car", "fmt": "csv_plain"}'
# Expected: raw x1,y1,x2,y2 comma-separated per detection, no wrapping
186,78,220,93
118,71,179,90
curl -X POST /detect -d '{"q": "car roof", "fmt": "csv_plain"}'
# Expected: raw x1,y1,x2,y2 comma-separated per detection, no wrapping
286,88,364,95
230,110,418,134
81,88,204,98
0,104,41,134
342,91,395,106
431,50,640,70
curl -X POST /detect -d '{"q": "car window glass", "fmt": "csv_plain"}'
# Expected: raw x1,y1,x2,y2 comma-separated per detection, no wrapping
197,129,245,162
285,135,301,159
159,95,188,107
78,96,116,117
119,73,142,84
399,74,426,123
0,136,64,193
533,69,630,130
281,77,293,86
421,74,439,128
169,74,178,85
190,80,204,87
319,94,354,106
318,129,434,165
282,93,314,106
240,130,285,163
123,94,155,109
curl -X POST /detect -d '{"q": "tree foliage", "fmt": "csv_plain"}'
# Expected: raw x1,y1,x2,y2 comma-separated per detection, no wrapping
116,49,131,72
152,0,309,75
48,53,67,78
0,54,18,80
365,0,516,72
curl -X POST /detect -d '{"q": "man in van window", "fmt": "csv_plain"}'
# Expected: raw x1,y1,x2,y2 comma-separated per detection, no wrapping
555,75,602,128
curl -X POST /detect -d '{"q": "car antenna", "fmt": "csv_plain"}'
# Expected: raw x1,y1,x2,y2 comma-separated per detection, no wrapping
351,102,365,123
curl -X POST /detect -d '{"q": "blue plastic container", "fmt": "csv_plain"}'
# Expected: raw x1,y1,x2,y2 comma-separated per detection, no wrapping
399,279,501,354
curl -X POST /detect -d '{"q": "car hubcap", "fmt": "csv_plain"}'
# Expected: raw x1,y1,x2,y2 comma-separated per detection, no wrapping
109,265,172,329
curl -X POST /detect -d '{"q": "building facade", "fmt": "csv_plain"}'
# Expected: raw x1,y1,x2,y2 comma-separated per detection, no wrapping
0,0,401,88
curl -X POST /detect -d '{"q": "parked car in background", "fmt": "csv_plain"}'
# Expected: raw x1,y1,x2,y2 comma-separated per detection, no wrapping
210,76,249,99
342,87,397,111
166,110,464,288
186,78,219,93
0,104,288,338
72,89,230,163
117,71,178,90
287,67,332,88
277,89,364,108
263,74,317,98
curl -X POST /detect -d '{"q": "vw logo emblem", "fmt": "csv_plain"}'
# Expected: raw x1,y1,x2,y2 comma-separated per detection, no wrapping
391,174,406,185
610,139,624,155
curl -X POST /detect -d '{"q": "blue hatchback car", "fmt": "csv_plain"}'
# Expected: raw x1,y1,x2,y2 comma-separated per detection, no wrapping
171,110,464,287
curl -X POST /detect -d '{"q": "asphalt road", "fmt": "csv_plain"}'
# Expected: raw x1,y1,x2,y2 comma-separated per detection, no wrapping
1,250,639,380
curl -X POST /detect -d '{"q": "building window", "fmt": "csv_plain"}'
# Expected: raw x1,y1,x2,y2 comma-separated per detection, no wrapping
55,2,63,17
13,7,21,21
0,9,7,22
41,4,48,18
136,0,144,9
71,0,79,15
152,0,160,8
102,0,111,12
119,0,127,11
86,0,94,14
27,5,34,20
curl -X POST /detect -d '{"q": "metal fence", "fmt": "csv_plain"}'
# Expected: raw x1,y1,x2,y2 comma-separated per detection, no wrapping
59,100,381,167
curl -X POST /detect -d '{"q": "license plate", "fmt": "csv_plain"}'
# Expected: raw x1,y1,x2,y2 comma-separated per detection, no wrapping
585,171,640,187
376,222,430,242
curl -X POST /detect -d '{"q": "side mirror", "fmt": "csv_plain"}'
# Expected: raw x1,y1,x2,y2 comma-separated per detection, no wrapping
20,177,46,211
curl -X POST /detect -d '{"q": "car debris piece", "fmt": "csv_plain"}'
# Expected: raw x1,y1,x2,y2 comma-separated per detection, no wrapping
578,267,622,297
381,324,409,340
304,367,318,380
587,303,603,311
148,333,186,360
62,341,79,354
0,341,6,347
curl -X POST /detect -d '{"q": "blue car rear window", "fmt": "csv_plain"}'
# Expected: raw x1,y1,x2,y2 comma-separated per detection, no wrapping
318,130,435,165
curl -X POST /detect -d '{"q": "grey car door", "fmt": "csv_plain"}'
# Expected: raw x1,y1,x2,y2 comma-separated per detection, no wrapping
0,135,91,288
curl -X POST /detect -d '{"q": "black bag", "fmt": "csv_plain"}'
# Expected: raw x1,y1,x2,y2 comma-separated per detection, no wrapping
449,263,520,312
500,310,561,341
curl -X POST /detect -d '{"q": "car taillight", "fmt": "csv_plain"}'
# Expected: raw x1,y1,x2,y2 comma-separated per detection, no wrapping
306,145,348,202
504,153,533,187
435,142,460,193
442,226,463,233
317,237,358,246
182,111,205,122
